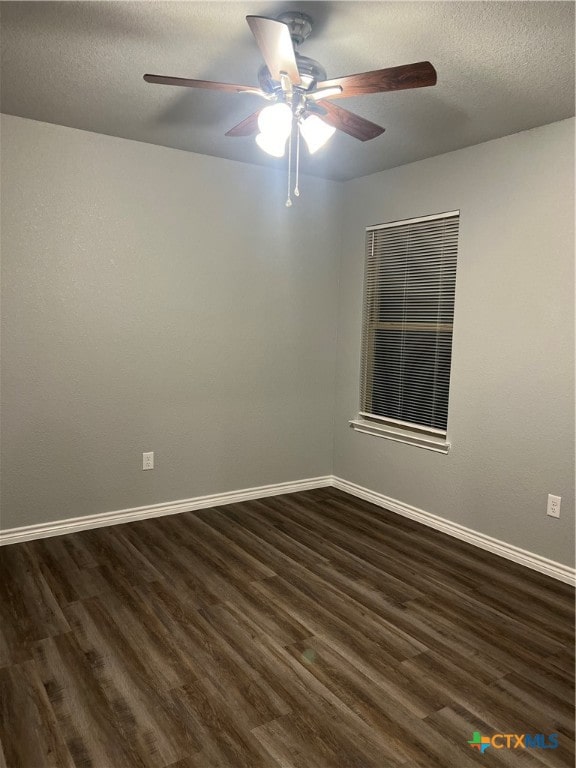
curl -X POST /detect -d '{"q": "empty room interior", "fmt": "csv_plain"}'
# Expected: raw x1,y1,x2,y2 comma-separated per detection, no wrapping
0,1,574,767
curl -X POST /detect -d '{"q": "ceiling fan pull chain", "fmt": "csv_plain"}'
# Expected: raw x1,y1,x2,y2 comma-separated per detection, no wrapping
285,121,293,207
294,124,301,198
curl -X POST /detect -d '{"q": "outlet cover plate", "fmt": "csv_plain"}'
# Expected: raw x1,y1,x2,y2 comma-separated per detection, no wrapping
547,494,561,518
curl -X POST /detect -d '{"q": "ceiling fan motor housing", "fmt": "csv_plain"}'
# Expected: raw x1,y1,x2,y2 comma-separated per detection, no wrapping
258,54,327,93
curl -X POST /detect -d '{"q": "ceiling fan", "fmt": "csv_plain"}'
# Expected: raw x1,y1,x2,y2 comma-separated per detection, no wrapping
144,12,437,204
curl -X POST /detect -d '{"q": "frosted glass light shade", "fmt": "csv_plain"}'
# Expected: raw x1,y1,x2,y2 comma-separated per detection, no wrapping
257,103,293,138
300,115,336,154
255,132,288,157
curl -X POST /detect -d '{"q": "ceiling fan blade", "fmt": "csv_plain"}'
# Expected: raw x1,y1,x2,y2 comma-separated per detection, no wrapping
317,61,437,98
246,16,301,85
143,74,258,93
307,86,343,102
320,102,385,141
225,110,261,137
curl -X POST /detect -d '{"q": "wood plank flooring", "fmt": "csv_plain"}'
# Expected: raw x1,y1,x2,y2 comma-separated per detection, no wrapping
0,487,574,768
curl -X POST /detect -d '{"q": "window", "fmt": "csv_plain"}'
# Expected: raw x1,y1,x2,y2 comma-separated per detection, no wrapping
351,211,460,452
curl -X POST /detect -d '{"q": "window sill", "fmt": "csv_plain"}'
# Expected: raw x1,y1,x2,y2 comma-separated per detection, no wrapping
349,419,450,454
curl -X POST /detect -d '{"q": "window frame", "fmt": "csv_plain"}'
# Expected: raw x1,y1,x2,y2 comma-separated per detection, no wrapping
351,210,460,453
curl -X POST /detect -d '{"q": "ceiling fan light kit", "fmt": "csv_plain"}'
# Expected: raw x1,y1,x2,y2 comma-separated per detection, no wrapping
255,104,335,158
144,11,438,206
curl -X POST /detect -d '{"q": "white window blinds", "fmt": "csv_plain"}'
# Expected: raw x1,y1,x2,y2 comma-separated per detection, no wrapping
360,211,460,436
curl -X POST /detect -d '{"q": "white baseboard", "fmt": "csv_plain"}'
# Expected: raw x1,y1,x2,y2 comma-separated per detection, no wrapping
0,476,332,547
2,473,573,587
332,476,576,587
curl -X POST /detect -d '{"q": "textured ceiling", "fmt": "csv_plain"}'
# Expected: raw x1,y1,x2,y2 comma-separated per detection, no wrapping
1,1,574,181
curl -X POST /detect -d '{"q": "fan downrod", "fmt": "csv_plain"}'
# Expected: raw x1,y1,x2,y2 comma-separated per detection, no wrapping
276,11,313,48
257,12,324,93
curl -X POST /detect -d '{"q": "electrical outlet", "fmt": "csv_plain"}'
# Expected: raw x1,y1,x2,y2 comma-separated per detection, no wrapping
143,451,154,471
546,494,561,518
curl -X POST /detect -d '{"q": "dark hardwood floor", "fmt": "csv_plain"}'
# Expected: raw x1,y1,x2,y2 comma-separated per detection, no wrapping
0,487,574,768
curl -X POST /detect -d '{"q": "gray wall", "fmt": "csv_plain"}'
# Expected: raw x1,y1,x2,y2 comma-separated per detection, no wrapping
333,119,575,567
0,115,341,529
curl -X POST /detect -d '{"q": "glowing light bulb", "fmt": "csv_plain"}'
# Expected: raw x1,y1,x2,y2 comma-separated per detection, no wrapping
255,132,288,157
257,103,293,138
300,115,336,154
